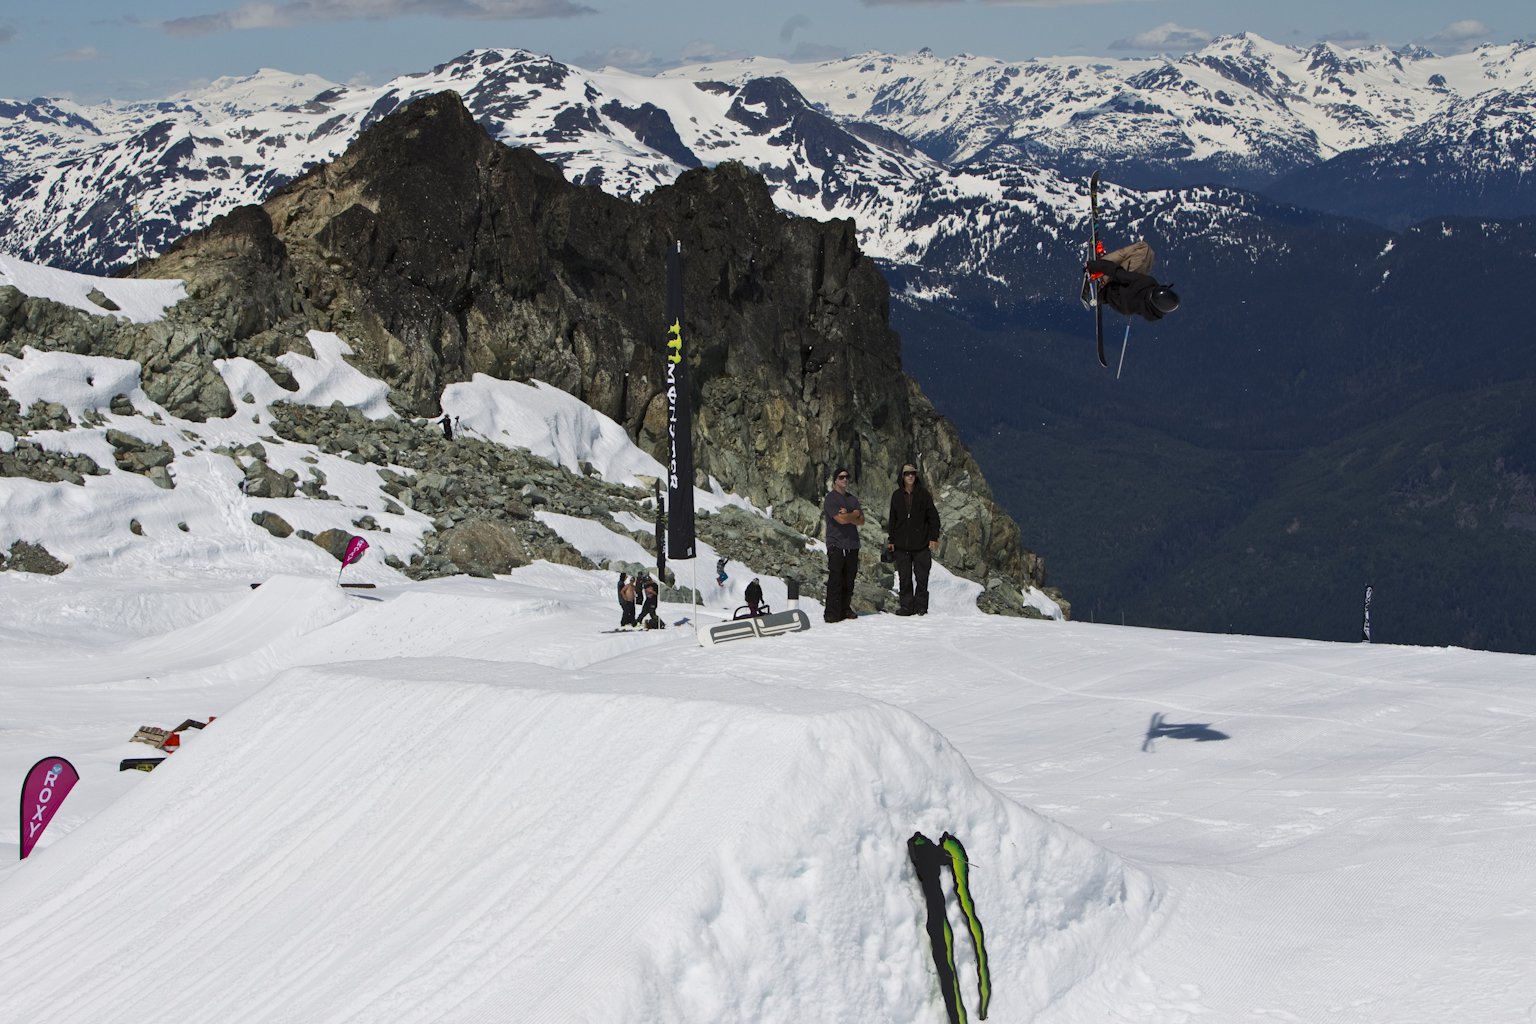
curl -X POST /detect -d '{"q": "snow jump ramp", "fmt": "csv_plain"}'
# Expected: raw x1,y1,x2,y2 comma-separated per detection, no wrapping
0,659,1154,1023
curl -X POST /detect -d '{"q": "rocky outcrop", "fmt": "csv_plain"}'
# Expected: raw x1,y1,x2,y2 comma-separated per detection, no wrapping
0,539,68,575
106,429,176,489
4,90,1060,611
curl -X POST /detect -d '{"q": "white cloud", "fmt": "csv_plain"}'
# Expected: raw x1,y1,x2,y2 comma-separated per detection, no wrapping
575,46,658,72
162,0,595,36
674,38,752,64
53,46,103,62
1110,22,1212,52
1419,19,1490,53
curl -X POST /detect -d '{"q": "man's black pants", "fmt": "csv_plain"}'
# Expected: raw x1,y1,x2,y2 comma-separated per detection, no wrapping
825,546,858,622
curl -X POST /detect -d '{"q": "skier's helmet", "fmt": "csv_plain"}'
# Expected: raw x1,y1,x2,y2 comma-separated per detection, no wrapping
1149,286,1180,314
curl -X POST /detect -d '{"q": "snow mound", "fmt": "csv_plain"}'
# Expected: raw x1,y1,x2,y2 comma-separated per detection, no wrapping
0,660,1153,1023
0,254,185,323
444,374,665,487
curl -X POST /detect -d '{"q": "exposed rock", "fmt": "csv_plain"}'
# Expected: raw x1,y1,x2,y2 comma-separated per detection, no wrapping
240,457,296,498
106,429,177,487
310,528,355,562
438,519,531,577
252,511,294,538
0,291,235,422
86,288,121,312
1,540,68,575
0,439,105,485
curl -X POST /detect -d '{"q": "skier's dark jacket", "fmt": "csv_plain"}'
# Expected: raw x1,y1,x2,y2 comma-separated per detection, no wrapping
887,476,941,552
1087,259,1167,321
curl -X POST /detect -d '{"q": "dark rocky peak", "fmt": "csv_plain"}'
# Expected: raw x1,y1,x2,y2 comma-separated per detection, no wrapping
428,48,574,91
1193,52,1288,106
726,76,820,132
728,77,872,169
600,99,702,168
118,89,1043,603
0,99,101,134
1303,42,1365,76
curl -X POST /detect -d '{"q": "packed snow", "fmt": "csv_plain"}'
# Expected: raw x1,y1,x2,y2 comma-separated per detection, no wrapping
2,256,1535,1022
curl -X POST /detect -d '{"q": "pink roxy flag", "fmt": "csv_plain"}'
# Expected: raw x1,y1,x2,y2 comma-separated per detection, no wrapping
342,535,369,568
19,757,79,860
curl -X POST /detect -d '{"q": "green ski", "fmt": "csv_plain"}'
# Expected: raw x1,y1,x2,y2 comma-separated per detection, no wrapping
909,831,993,1022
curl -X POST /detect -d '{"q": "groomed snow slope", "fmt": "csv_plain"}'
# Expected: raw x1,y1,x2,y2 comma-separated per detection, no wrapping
0,615,1151,1023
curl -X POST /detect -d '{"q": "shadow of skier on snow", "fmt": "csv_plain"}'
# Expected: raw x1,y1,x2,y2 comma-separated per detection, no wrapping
1142,711,1230,752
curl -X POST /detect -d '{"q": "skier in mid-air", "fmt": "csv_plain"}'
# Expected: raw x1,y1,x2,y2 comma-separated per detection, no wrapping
1085,240,1181,321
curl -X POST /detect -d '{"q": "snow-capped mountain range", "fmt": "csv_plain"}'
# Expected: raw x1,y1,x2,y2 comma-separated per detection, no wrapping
2,34,1533,278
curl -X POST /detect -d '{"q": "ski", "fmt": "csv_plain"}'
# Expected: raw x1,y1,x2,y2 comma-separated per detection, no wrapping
1084,170,1107,368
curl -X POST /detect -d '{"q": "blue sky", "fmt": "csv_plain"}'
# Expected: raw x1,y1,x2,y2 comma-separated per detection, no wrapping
1,1,1531,103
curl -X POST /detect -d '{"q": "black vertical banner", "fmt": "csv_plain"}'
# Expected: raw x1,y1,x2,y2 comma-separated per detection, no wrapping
1362,584,1373,643
665,242,696,560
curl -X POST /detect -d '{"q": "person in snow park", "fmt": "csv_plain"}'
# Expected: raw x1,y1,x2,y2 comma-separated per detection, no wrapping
438,413,454,440
716,558,729,587
885,463,941,616
638,573,660,628
1086,240,1180,321
745,577,765,617
617,572,637,629
823,467,864,623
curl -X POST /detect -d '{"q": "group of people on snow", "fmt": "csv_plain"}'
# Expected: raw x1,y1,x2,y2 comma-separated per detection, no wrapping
611,461,942,629
616,571,660,629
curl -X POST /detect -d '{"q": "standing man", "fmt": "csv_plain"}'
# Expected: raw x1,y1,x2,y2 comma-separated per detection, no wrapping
823,466,864,623
886,463,941,616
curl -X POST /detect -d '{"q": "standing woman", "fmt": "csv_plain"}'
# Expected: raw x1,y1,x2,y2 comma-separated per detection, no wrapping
885,463,941,616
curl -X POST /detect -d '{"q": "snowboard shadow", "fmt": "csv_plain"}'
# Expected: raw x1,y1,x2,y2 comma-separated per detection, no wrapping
1142,711,1230,752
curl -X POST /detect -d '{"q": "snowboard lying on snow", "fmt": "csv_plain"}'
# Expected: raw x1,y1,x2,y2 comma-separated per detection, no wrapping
698,608,811,647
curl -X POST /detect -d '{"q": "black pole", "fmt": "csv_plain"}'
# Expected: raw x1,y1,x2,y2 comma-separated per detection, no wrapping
655,479,667,582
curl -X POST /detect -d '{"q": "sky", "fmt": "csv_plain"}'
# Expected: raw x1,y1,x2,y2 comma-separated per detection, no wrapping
1,254,1534,1022
0,0,1532,104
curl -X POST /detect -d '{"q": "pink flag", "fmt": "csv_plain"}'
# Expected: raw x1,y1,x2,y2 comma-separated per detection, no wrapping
342,536,369,568
19,757,79,860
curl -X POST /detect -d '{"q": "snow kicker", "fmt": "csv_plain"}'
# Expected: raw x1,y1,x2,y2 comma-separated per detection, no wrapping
908,831,991,1024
